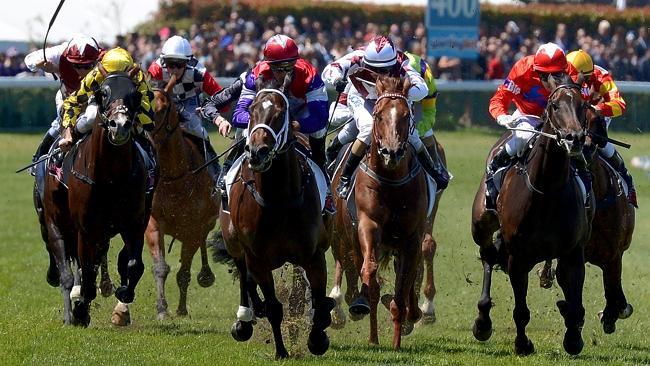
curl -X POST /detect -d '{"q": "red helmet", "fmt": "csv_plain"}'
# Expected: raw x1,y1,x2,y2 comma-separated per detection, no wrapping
533,43,567,73
263,35,299,63
63,35,101,65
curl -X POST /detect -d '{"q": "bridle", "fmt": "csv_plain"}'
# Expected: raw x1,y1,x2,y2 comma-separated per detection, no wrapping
247,88,291,160
150,88,180,146
541,83,587,151
372,92,413,155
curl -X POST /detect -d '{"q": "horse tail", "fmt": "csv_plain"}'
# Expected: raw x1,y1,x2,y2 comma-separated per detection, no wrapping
206,230,239,279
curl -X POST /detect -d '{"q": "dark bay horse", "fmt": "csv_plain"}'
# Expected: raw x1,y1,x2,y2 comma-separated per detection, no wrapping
220,78,335,359
329,137,447,329
42,72,149,326
329,75,429,349
147,74,219,319
471,81,594,355
538,108,635,334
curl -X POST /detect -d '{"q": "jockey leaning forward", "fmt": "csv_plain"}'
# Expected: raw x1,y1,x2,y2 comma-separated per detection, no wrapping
24,34,102,164
566,49,637,208
231,34,336,214
485,42,582,209
322,43,450,191
148,35,224,184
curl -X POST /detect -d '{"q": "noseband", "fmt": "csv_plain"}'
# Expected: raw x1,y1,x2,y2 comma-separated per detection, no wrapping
247,88,291,158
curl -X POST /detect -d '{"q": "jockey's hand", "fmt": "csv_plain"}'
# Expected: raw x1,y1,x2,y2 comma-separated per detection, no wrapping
37,60,56,73
214,116,232,137
496,114,516,128
335,79,348,93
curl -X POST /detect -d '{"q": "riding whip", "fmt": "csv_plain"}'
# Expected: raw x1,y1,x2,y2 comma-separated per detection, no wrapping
43,0,67,81
507,127,631,149
325,70,349,133
191,137,246,174
16,148,61,173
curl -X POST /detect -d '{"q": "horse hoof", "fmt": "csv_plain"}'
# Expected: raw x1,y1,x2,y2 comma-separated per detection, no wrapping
563,329,584,355
421,312,437,324
72,301,90,328
275,350,290,360
157,311,169,321
401,321,415,336
472,318,493,341
46,267,60,287
515,337,535,356
99,281,115,297
619,303,633,319
176,308,188,317
602,321,616,334
349,298,370,316
330,306,347,330
111,308,131,326
349,311,365,321
307,330,330,356
231,320,253,342
380,294,394,310
115,286,134,304
197,268,215,288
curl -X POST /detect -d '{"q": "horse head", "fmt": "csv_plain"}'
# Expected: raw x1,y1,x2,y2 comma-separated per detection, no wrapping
372,74,412,169
245,76,292,172
543,76,588,157
151,74,180,143
96,72,140,146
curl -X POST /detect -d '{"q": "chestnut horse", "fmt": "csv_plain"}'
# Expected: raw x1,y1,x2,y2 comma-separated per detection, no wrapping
42,72,149,326
538,108,635,334
329,75,429,349
147,74,219,319
220,79,335,359
471,81,594,355
329,137,447,329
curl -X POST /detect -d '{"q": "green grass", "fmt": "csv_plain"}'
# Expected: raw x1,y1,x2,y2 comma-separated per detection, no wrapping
0,131,649,365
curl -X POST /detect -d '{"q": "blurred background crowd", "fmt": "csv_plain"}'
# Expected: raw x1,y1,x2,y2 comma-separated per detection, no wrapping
2,11,650,81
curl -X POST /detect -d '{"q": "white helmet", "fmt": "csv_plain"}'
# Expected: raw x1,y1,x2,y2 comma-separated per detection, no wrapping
161,35,192,61
363,36,397,68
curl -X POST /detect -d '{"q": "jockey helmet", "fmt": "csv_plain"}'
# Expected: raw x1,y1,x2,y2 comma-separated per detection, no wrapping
101,47,135,74
263,35,299,63
533,43,567,73
63,34,101,65
566,49,594,76
363,36,398,69
161,36,193,61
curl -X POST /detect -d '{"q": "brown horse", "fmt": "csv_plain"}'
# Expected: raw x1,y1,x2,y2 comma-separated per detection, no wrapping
146,74,219,319
471,81,594,355
42,72,149,326
329,137,447,329
329,75,429,349
538,108,635,334
220,79,335,359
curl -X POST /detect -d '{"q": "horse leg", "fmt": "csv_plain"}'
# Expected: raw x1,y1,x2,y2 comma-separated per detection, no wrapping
538,259,555,289
249,264,289,359
74,235,97,328
196,242,216,287
303,251,336,356
46,250,60,287
509,260,534,356
390,246,421,349
556,247,586,355
473,247,495,341
115,230,145,308
353,222,380,344
598,258,632,334
145,219,170,320
329,257,347,329
246,273,265,319
99,250,114,297
231,257,254,342
420,232,437,323
176,241,201,316
47,229,74,324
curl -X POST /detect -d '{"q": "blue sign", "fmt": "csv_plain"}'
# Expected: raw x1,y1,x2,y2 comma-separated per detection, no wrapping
426,0,480,59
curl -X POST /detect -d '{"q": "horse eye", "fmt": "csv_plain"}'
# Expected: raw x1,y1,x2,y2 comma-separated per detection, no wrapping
551,102,559,111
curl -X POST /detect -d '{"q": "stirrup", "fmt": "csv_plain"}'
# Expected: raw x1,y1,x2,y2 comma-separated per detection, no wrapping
336,177,351,199
323,194,336,215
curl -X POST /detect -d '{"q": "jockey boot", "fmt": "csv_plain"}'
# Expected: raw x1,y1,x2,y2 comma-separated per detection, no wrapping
604,150,638,208
485,146,512,210
336,147,364,199
417,147,449,190
205,139,222,185
576,168,593,208
134,133,158,195
326,136,343,167
218,139,246,194
310,135,336,214
33,133,56,162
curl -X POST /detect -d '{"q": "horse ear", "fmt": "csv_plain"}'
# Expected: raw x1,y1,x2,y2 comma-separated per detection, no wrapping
576,72,585,86
255,76,264,92
280,72,292,93
376,75,385,95
164,74,177,94
401,77,411,96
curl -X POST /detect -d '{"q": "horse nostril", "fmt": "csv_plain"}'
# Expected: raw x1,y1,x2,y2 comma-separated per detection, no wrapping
244,145,251,153
257,146,270,160
108,120,117,128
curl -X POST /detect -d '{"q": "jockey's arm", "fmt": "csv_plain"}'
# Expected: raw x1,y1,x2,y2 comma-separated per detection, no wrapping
297,82,329,134
594,72,626,117
25,43,66,74
201,75,244,122
489,83,516,121
134,71,155,127
421,62,438,129
62,71,97,129
231,83,255,129
403,63,428,102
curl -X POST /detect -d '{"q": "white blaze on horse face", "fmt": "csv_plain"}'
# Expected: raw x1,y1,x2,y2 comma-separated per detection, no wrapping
262,100,272,110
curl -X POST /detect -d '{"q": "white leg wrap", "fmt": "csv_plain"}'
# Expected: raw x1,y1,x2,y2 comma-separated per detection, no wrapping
70,285,82,302
237,306,254,322
329,285,343,304
420,299,435,315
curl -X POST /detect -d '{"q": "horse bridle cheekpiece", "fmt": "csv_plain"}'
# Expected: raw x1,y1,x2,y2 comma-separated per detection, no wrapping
248,88,290,156
98,73,138,145
544,84,586,151
374,92,414,135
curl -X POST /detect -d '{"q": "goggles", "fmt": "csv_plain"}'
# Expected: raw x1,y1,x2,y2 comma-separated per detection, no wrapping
71,62,96,70
164,59,187,69
270,62,295,73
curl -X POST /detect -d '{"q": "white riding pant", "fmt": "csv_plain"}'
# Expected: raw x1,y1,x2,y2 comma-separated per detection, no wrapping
347,93,422,151
47,90,64,137
177,96,208,139
328,98,353,129
504,110,543,157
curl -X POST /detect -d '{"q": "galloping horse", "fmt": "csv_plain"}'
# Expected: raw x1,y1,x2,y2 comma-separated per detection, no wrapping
329,75,429,349
42,71,149,326
538,108,635,334
471,79,594,355
220,77,335,359
147,74,219,319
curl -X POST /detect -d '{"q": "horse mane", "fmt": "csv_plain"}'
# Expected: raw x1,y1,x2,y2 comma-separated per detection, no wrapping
549,73,578,90
255,72,292,93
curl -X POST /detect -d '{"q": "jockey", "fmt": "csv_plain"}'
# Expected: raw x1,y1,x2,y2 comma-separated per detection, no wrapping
231,34,336,214
566,49,637,208
148,35,224,183
24,34,102,163
486,42,580,208
330,35,434,199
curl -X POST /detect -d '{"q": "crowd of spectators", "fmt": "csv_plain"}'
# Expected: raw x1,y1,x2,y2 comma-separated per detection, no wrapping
3,12,650,82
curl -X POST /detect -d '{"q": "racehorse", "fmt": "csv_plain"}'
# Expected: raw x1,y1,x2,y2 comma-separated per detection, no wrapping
219,76,335,359
471,78,594,355
329,75,429,349
147,74,219,319
538,108,635,334
42,70,149,326
329,137,447,329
